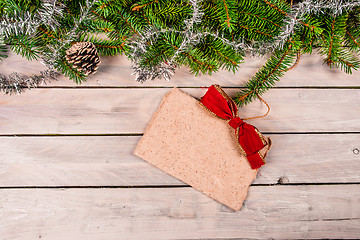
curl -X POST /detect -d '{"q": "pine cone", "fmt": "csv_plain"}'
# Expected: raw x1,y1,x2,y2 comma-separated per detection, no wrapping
65,42,101,76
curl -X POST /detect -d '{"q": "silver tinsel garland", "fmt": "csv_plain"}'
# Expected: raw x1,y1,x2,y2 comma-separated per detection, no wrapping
0,0,64,39
1,0,360,90
0,0,97,94
275,0,360,49
41,0,97,68
130,0,360,83
0,69,58,94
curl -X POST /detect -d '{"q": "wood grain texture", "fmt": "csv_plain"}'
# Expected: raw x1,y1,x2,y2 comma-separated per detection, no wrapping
1,51,360,240
0,134,359,187
1,51,359,87
1,185,359,240
0,88,359,134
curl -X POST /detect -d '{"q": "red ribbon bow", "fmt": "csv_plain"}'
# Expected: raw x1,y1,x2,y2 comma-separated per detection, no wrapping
200,85,267,169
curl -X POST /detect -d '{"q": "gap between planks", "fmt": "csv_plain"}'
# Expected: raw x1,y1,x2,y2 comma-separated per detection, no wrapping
0,182,360,189
23,84,360,91
0,132,360,137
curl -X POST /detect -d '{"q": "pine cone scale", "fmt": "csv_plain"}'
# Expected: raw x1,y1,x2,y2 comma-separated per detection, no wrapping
66,42,101,76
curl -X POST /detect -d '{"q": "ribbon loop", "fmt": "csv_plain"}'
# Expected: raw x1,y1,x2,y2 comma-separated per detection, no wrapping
200,85,268,170
228,117,244,129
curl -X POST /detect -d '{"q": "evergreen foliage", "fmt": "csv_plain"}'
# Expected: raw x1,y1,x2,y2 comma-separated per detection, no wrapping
0,0,359,106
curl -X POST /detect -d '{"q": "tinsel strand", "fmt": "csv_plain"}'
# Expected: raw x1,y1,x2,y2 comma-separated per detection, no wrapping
0,69,58,95
130,0,360,83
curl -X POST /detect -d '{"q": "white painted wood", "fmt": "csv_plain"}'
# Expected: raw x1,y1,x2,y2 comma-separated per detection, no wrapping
0,88,359,134
0,185,359,240
1,50,359,240
1,51,359,87
0,134,359,186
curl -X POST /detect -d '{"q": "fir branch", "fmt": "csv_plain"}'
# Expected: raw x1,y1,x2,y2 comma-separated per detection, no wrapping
115,9,141,35
38,26,57,40
41,0,96,69
336,52,360,74
233,42,297,106
142,50,165,66
344,7,360,51
325,18,336,66
140,10,152,25
209,46,238,67
181,50,217,74
221,0,231,28
262,0,288,16
89,9,124,37
195,36,243,72
235,22,273,38
0,0,63,38
346,29,360,47
79,33,127,55
98,0,115,10
132,0,158,11
9,34,40,60
59,59,86,84
238,9,281,28
273,0,360,49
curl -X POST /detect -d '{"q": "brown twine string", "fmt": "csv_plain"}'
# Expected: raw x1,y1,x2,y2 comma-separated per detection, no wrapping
237,50,299,120
281,51,301,72
242,91,271,120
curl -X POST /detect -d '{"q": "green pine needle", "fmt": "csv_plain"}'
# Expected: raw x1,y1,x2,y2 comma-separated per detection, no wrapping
233,42,297,107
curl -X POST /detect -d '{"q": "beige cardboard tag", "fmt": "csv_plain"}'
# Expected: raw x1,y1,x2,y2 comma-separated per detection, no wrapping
134,88,269,210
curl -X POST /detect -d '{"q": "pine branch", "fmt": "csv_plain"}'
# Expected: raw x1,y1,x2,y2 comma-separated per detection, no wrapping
235,22,274,39
8,34,40,60
40,0,97,83
150,32,218,75
140,0,193,29
238,9,281,28
115,9,141,35
181,50,218,75
79,34,127,56
316,12,359,73
334,50,360,74
195,35,243,73
132,0,158,11
221,0,232,28
233,42,297,106
261,0,288,16
344,8,360,52
324,17,337,66
59,59,87,84
38,26,59,40
1,0,360,98
346,29,360,48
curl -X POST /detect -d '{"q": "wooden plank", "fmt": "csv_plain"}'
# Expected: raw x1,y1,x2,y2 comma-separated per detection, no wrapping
0,134,359,187
0,88,359,134
1,51,359,87
1,185,359,239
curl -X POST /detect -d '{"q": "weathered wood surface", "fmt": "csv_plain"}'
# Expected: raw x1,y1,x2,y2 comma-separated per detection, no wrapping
1,185,360,240
1,51,359,87
0,134,359,187
1,51,360,239
1,88,360,134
